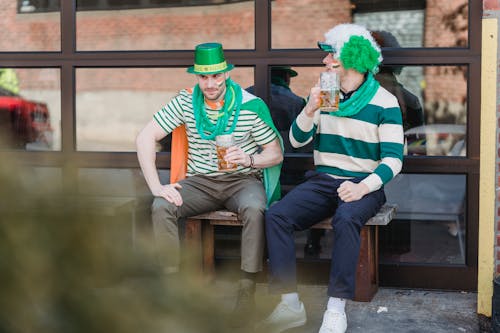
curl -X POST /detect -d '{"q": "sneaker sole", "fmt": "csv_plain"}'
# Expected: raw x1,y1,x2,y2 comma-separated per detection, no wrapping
272,317,307,333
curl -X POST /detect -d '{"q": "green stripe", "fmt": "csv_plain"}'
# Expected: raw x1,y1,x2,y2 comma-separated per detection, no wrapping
380,142,404,160
336,105,401,125
291,121,315,143
316,165,369,178
317,133,380,160
374,164,394,184
153,113,172,132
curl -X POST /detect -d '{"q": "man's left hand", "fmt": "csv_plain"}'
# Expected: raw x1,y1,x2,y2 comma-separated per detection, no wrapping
337,181,369,202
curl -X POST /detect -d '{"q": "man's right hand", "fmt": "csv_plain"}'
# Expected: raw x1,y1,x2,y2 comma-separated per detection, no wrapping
153,183,183,206
304,86,321,117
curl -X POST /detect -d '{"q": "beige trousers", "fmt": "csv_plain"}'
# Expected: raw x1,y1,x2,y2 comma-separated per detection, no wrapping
151,173,267,273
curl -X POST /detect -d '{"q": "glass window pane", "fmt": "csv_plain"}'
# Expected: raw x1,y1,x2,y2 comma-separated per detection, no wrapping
75,67,254,152
382,173,466,265
76,1,255,51
401,65,467,157
0,1,61,51
0,68,61,151
272,0,468,49
20,166,63,195
78,168,142,197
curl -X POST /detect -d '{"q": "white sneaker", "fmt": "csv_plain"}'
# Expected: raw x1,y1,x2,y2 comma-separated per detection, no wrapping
318,310,347,333
255,301,307,333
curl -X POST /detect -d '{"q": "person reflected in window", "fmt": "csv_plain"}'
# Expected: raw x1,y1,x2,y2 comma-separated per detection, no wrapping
0,68,19,95
247,66,306,152
135,43,283,327
371,30,424,132
257,24,404,333
371,30,425,156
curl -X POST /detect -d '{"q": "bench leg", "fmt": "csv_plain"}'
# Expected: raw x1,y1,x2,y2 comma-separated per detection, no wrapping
202,222,215,280
354,225,378,302
184,218,203,273
184,218,216,281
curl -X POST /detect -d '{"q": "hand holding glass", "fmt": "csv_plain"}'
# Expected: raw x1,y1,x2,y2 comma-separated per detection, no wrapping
319,71,340,111
215,134,238,171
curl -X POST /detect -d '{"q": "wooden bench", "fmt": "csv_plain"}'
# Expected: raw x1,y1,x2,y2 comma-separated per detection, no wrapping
184,203,397,302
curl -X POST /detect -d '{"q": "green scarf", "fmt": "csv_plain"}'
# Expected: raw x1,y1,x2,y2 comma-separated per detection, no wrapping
330,72,379,117
192,78,242,140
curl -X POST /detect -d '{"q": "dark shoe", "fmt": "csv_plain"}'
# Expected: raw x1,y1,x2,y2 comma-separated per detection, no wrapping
304,242,321,258
228,279,256,328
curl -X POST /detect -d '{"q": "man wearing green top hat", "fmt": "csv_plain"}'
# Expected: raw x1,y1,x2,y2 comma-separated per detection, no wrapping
136,42,283,324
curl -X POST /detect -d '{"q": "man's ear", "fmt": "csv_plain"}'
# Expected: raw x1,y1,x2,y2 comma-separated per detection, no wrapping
224,72,230,80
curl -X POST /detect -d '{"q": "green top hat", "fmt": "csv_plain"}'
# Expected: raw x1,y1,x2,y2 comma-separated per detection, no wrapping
187,42,234,75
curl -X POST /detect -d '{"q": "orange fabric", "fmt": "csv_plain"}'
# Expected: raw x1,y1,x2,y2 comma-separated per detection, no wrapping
170,125,188,184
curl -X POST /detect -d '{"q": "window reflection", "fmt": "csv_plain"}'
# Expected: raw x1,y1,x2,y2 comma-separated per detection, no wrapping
1,1,61,51
76,0,255,51
0,68,60,151
76,67,253,152
382,174,466,265
246,66,307,153
272,0,468,49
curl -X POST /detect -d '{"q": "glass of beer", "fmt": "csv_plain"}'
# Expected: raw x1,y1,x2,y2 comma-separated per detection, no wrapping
319,71,340,111
215,134,238,171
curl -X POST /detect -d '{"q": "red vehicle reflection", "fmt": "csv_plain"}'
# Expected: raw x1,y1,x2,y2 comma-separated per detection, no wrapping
0,88,53,150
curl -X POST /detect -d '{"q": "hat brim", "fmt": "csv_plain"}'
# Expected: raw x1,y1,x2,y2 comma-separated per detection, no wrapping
271,66,298,77
318,42,335,53
287,68,298,77
187,64,234,75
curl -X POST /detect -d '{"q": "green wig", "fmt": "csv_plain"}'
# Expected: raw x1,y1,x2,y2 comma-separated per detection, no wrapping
339,35,381,74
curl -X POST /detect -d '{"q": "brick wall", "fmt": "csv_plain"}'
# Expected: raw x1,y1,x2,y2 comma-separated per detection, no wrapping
1,0,469,100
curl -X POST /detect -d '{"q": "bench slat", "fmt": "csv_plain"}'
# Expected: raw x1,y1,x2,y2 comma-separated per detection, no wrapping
190,203,397,229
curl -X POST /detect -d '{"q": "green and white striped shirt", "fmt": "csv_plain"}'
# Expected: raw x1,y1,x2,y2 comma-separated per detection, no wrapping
154,88,277,177
290,85,404,192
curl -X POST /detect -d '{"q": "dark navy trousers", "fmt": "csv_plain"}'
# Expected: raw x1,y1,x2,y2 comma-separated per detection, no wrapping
265,171,385,299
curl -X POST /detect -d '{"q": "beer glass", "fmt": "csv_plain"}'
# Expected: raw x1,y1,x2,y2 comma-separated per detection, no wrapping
215,134,237,171
319,71,340,111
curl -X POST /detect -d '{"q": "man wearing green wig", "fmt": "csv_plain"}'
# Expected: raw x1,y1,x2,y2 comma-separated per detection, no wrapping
136,42,283,325
258,24,404,333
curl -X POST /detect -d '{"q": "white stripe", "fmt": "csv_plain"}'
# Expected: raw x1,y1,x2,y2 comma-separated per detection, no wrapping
361,174,383,192
370,86,399,108
381,156,403,175
319,115,379,142
289,130,313,148
314,151,379,173
379,124,404,143
295,111,316,132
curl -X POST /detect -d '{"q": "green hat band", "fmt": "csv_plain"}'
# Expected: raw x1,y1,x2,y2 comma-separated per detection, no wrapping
194,61,228,74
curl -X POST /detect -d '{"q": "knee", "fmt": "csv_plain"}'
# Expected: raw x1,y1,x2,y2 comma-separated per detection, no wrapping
151,197,177,217
239,200,265,218
332,208,362,232
265,206,294,233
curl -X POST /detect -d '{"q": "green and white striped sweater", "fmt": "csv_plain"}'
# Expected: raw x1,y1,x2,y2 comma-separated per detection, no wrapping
154,88,277,177
290,85,404,192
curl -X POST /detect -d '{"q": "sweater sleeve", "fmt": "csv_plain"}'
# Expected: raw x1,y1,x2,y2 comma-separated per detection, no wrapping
361,105,404,192
289,110,318,148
